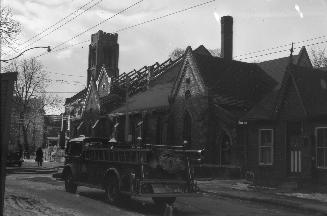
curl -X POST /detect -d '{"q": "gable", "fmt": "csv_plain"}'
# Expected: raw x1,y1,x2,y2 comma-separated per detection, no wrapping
98,73,111,98
296,46,313,68
171,47,207,102
84,78,100,114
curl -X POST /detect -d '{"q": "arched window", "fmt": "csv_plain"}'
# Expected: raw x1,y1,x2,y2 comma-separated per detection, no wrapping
183,111,192,147
221,133,232,165
185,90,191,99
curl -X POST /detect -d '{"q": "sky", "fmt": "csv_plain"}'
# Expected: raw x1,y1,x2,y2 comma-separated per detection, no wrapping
1,0,327,114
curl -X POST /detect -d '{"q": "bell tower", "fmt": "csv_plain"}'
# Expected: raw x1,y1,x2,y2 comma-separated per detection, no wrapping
87,30,119,84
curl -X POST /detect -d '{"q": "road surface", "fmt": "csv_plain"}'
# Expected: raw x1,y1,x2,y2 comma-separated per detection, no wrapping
4,165,319,216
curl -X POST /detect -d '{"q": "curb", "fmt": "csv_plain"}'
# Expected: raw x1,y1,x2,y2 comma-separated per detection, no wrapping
201,190,327,215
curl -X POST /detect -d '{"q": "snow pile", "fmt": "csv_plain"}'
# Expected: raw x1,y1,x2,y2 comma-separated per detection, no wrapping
231,182,251,191
4,190,80,216
281,192,327,203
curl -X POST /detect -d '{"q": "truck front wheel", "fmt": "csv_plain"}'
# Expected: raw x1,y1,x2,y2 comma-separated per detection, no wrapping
105,176,120,204
64,171,77,193
152,197,176,206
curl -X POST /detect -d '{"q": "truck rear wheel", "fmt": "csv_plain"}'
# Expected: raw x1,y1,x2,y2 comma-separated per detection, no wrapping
105,176,121,204
152,197,176,206
64,171,77,193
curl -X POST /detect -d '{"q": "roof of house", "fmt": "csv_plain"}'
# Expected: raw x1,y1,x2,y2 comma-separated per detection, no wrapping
292,65,327,117
193,52,277,108
65,88,87,105
257,55,299,85
243,64,327,120
256,46,312,87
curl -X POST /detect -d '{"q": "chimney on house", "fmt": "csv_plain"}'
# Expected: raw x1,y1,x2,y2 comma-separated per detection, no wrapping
221,16,233,61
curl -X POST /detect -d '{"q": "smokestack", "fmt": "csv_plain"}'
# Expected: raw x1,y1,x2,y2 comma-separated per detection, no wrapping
221,16,233,61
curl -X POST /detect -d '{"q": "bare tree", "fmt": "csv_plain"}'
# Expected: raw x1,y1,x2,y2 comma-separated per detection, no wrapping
311,48,327,69
208,48,221,57
4,58,60,156
169,47,221,60
169,48,185,60
0,6,21,46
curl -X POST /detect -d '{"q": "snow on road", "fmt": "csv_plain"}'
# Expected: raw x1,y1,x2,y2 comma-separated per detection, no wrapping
5,188,80,216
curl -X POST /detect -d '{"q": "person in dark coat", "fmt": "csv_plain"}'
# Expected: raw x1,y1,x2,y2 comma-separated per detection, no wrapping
35,147,43,167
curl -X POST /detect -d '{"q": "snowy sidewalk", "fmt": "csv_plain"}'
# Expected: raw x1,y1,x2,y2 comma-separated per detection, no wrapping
197,179,327,215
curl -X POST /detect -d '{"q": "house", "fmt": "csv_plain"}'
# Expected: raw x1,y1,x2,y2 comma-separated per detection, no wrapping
93,16,277,173
243,62,327,185
62,88,87,144
8,97,45,155
43,115,62,161
44,115,61,147
257,46,312,86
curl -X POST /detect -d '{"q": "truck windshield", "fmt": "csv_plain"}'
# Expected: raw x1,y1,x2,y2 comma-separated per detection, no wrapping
66,142,83,156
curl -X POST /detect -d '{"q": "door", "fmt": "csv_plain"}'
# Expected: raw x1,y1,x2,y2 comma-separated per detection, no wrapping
287,122,303,176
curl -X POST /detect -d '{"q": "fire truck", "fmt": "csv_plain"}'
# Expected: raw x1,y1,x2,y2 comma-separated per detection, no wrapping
62,136,202,205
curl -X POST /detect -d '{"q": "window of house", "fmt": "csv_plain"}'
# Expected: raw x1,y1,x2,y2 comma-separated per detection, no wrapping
185,90,191,99
258,129,274,165
316,127,327,169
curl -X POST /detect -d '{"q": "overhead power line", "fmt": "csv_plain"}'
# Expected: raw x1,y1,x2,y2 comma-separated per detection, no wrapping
50,0,145,51
35,0,144,59
36,91,81,94
238,40,327,61
114,0,216,33
49,71,86,78
36,0,214,59
18,0,102,48
235,35,327,59
15,0,104,57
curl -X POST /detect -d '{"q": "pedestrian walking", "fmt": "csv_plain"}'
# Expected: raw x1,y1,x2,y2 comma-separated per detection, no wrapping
35,147,43,167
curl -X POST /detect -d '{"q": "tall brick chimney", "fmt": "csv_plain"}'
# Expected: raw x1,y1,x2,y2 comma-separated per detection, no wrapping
221,16,233,61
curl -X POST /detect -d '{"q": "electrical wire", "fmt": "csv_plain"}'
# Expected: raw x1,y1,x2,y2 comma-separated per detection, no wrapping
49,0,145,52
18,0,103,48
35,0,214,59
16,0,104,56
49,71,86,78
235,35,327,59
114,0,215,33
238,40,327,61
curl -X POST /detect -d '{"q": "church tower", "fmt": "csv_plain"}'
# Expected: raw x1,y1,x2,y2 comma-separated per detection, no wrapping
87,30,119,84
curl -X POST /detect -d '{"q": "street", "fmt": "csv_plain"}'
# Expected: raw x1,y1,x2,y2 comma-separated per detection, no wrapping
4,163,317,216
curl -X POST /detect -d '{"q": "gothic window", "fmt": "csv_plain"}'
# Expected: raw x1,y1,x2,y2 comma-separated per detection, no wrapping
91,48,96,67
221,133,232,165
321,79,327,89
183,111,192,147
103,47,112,66
185,90,191,99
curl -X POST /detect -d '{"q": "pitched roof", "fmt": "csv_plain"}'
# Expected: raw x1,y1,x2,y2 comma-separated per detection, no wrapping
193,52,277,107
256,46,312,87
241,90,278,120
243,64,327,120
291,65,327,117
65,88,87,105
257,55,299,85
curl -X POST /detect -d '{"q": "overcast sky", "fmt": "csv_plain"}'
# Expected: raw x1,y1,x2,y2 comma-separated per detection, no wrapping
2,0,327,114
